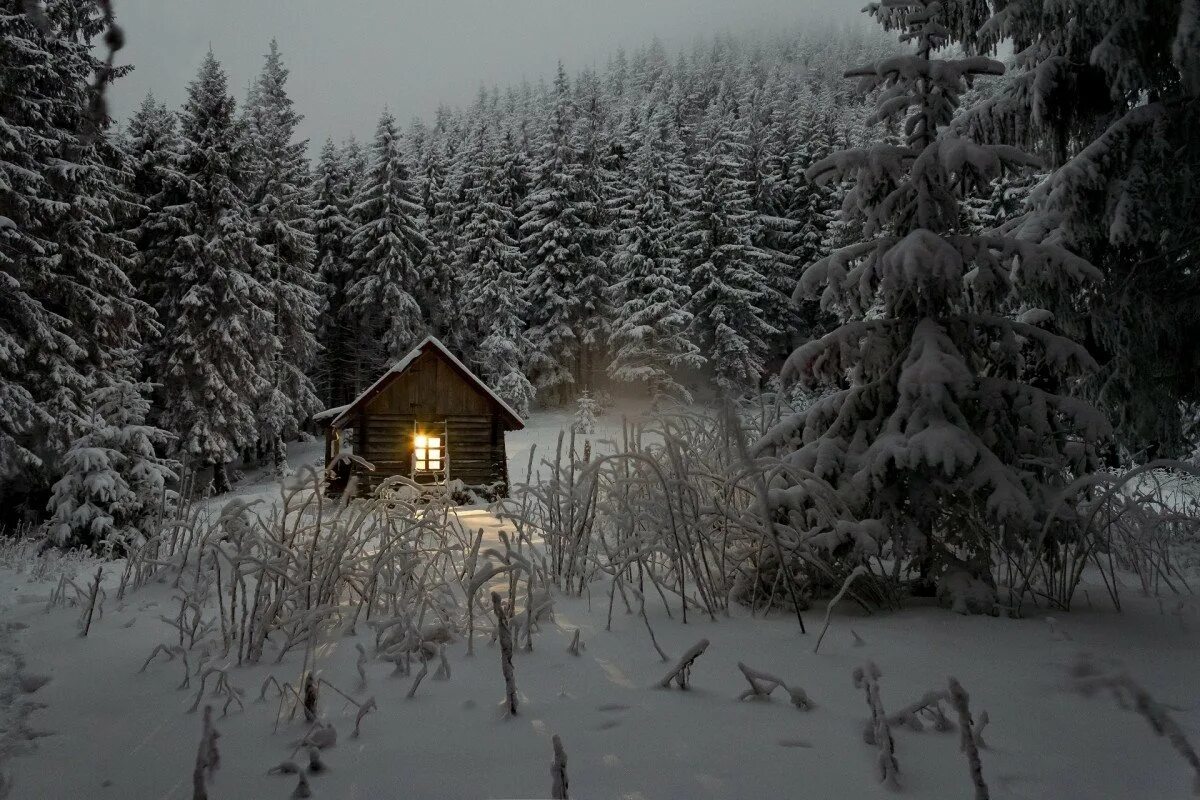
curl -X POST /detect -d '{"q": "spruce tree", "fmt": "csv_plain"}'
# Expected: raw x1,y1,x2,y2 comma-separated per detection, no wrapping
518,64,608,401
148,51,273,494
0,5,148,484
48,372,177,552
607,110,702,403
243,40,321,472
345,109,429,381
680,105,779,393
123,91,181,315
312,138,356,408
964,0,1200,457
459,124,536,416
759,0,1108,589
418,136,463,348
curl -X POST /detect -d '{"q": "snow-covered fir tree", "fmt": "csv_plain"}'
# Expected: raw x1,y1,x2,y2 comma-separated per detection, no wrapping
519,64,610,402
147,50,273,494
419,135,465,349
0,4,149,487
345,109,429,383
459,123,536,416
312,138,357,408
122,92,181,315
573,390,597,435
680,104,779,394
243,40,322,472
47,370,177,553
962,0,1200,457
607,109,703,403
759,0,1108,590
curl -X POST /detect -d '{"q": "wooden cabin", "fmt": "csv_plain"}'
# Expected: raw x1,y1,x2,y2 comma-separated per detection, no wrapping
316,336,525,497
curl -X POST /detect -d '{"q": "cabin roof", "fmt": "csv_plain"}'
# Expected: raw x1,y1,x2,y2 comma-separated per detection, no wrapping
318,336,525,431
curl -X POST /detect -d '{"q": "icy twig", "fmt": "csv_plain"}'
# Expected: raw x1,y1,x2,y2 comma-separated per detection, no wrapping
492,591,519,715
551,734,569,799
658,639,709,690
352,696,377,738
1072,656,1200,794
853,662,899,790
813,566,868,654
192,705,219,800
948,678,990,800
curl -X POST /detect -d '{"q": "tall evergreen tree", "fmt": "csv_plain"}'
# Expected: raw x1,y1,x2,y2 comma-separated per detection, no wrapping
148,51,273,494
518,64,608,401
680,105,778,392
345,109,429,382
964,0,1200,457
418,136,463,348
459,124,536,416
243,40,321,472
312,138,356,408
759,0,1107,591
0,5,148,490
607,109,702,402
123,92,180,316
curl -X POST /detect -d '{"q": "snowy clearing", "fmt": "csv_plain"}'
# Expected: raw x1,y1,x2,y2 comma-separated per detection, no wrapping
1,411,1198,800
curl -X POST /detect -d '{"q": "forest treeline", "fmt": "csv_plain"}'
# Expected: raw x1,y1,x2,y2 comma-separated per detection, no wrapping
1,1,1197,553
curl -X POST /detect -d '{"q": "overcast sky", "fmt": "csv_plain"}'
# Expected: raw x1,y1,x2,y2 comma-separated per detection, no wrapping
110,0,862,154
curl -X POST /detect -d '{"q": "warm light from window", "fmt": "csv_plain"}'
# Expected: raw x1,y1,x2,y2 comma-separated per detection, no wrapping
414,433,442,472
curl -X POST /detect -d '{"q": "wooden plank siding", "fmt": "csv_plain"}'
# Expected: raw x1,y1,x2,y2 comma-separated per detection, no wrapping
328,345,518,497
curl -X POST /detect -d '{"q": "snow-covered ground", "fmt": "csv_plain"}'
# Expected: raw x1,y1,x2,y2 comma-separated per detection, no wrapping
1,409,1199,800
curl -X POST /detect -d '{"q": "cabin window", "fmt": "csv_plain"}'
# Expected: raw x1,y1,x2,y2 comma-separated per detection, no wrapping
413,433,443,472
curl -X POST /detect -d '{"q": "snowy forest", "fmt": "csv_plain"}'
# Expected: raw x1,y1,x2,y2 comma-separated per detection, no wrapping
2,0,1200,798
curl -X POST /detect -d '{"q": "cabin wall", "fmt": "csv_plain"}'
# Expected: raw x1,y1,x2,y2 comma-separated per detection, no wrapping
341,350,511,495
352,413,507,494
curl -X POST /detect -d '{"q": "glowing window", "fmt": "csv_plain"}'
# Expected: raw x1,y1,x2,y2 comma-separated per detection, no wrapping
414,434,443,472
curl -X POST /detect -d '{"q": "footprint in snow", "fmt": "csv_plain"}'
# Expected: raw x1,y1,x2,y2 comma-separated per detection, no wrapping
596,703,630,712
593,719,622,731
777,738,813,749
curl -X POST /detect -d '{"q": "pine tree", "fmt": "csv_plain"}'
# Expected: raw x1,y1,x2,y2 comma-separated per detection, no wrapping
607,110,703,403
963,0,1200,457
345,109,429,381
680,105,779,393
148,51,273,494
419,136,463,348
518,64,608,401
312,138,356,408
0,5,148,485
123,92,181,315
243,40,321,472
459,124,536,416
48,373,177,552
760,0,1107,586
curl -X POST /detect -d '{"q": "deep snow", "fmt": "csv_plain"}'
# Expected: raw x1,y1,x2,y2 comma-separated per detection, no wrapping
1,410,1198,800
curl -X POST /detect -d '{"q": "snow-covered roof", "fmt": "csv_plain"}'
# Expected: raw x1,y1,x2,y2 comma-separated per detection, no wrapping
312,403,350,423
321,336,525,430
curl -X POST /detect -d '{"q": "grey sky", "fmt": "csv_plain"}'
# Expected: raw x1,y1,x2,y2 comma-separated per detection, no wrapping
110,0,861,154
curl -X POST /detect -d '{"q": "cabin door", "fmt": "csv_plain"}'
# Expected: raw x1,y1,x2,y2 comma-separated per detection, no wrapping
411,421,449,484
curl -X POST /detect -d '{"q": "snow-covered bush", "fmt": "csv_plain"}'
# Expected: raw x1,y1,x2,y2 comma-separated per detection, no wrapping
502,407,877,626
47,380,177,552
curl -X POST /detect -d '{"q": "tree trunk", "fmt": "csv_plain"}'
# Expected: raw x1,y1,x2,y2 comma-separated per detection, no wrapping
211,461,231,495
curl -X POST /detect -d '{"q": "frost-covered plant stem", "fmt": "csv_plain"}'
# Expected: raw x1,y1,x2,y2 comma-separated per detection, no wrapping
551,734,569,799
80,567,103,637
658,639,709,689
492,591,518,715
948,678,990,800
854,662,899,790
